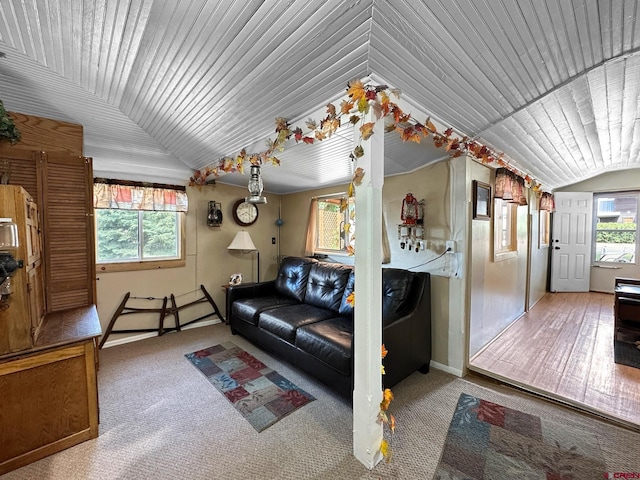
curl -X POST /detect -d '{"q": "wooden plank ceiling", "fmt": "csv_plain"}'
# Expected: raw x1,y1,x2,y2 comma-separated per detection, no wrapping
0,0,638,193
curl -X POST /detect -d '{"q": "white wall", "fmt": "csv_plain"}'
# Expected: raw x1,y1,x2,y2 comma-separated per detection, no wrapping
528,190,550,308
468,160,529,357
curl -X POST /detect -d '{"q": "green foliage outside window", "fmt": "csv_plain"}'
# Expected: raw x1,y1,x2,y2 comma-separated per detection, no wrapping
96,209,179,262
316,197,355,252
143,212,179,258
595,222,637,244
318,200,342,250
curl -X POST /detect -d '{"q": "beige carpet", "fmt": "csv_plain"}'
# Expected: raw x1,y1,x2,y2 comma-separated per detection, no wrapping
4,323,640,479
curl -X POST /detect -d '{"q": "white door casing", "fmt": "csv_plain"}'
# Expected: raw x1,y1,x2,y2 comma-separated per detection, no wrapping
550,192,593,292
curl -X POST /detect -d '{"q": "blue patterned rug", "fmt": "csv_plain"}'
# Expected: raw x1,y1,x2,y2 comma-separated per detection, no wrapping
185,341,315,432
433,393,606,479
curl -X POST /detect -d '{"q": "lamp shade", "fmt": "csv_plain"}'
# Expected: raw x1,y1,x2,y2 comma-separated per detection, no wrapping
227,231,257,251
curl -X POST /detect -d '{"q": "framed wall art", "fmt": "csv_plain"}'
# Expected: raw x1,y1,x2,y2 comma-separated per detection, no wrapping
472,180,491,220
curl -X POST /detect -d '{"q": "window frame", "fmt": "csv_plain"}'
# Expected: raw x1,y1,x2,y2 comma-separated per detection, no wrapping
592,191,639,266
539,209,550,248
493,198,518,261
95,209,186,273
314,194,355,255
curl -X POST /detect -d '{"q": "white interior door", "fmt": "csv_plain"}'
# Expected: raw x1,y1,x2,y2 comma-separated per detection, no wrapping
550,192,593,292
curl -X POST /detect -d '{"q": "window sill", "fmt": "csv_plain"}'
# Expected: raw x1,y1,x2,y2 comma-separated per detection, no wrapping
97,259,185,273
315,251,349,257
493,250,517,262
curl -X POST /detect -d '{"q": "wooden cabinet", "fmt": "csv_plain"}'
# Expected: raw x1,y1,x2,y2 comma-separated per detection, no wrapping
0,112,94,315
0,152,95,314
0,305,101,475
0,186,45,355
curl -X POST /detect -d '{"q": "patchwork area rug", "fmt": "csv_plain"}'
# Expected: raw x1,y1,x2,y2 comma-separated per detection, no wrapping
614,340,640,369
433,393,606,479
184,341,315,432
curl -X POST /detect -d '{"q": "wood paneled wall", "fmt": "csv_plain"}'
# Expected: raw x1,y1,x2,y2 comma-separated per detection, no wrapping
0,112,83,156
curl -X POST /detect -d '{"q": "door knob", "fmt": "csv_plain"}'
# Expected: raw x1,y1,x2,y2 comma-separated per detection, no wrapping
554,246,560,250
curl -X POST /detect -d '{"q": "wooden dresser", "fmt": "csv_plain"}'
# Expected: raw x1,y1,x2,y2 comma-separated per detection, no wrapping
0,305,102,475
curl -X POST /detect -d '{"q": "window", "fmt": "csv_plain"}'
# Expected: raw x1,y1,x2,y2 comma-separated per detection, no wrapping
93,180,188,272
96,210,183,262
539,210,550,248
593,192,638,264
493,198,518,260
316,195,355,253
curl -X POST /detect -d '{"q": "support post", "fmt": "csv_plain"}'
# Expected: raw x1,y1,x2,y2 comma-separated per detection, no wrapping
352,106,384,468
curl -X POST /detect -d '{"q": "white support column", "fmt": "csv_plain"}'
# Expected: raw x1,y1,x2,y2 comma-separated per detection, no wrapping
352,108,384,468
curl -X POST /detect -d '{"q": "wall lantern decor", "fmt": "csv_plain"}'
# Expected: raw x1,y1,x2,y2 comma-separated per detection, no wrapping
398,193,425,252
401,192,419,224
246,165,267,204
207,201,223,227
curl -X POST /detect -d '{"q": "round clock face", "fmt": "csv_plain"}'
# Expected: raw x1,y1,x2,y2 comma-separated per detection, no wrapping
232,199,259,226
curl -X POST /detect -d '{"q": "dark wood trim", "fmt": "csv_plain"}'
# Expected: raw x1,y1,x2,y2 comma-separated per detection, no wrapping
93,177,186,191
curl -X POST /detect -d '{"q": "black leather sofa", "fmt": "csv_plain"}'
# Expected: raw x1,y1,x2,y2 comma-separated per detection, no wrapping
226,256,431,398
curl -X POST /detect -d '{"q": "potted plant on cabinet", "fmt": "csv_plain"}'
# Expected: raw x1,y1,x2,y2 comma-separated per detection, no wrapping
0,99,21,145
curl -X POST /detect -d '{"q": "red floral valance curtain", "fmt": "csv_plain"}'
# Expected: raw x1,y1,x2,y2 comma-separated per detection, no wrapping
93,180,188,212
539,192,555,211
494,168,528,205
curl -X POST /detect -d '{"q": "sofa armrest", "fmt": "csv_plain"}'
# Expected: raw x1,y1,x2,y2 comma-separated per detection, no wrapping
381,272,431,388
227,280,276,305
383,272,430,328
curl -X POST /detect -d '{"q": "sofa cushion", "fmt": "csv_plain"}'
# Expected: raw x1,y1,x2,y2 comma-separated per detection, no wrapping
232,296,299,326
305,263,353,312
296,317,353,376
338,270,355,316
275,257,317,302
381,268,412,317
258,304,336,343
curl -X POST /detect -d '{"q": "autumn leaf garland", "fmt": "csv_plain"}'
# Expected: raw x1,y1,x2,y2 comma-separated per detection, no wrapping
189,79,541,193
345,292,396,463
379,343,396,463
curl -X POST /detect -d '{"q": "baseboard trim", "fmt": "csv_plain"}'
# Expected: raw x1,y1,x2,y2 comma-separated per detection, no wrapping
101,318,221,349
430,360,463,377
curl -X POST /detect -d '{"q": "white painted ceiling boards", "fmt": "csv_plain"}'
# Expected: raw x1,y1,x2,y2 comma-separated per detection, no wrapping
0,0,639,193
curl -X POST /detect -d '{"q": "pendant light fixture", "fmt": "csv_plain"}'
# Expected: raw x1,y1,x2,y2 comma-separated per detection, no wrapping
246,164,267,204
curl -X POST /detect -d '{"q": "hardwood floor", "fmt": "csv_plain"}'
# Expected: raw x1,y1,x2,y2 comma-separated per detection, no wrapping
470,291,640,427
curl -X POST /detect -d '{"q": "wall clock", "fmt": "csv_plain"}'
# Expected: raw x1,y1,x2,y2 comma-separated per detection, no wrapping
232,199,259,226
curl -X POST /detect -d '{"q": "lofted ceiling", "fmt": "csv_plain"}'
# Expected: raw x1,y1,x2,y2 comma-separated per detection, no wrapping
0,0,639,194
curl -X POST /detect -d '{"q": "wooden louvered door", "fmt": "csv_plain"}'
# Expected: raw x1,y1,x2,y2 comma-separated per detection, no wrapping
40,152,95,312
2,151,41,200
